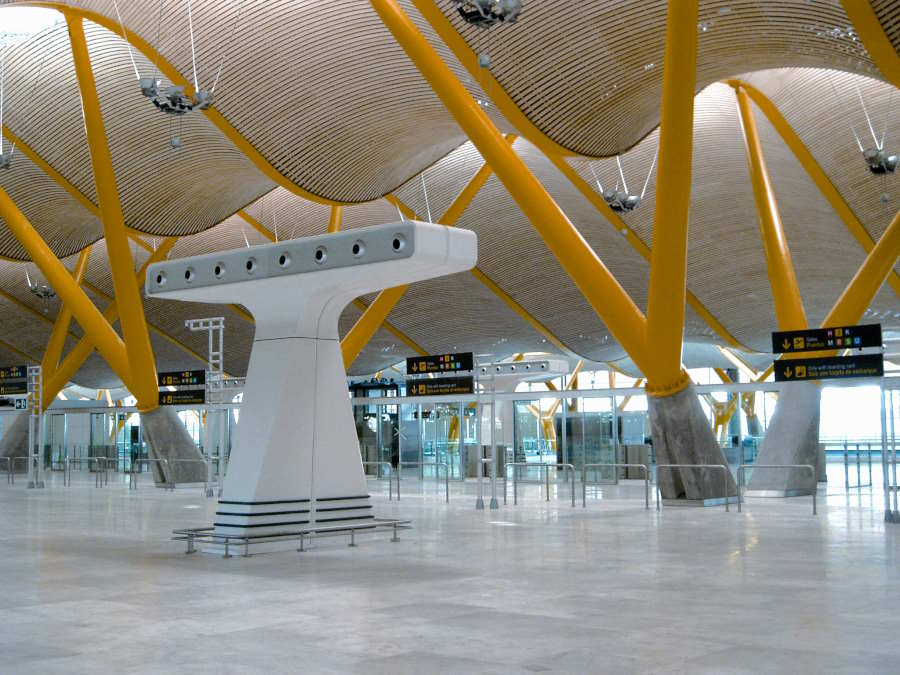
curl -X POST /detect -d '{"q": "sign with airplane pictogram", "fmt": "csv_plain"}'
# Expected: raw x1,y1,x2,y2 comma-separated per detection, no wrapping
771,324,881,354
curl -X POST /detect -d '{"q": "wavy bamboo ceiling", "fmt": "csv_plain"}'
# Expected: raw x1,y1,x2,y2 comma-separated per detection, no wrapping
0,1,896,388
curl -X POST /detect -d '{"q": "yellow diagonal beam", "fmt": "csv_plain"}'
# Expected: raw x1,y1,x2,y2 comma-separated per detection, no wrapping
342,147,505,366
42,245,91,376
328,206,343,233
371,0,650,371
410,0,590,159
36,2,345,206
729,79,900,301
824,208,900,328
735,85,807,332
43,238,179,408
67,15,158,411
644,0,699,396
0,185,133,390
840,1,900,89
546,155,751,353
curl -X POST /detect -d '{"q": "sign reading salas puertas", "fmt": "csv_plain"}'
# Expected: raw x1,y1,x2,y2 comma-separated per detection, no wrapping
0,365,27,380
157,369,206,387
774,353,884,382
772,324,881,354
407,376,475,397
407,352,474,375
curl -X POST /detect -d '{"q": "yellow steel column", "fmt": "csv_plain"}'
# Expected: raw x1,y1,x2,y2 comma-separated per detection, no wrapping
66,15,159,411
824,209,900,326
369,0,650,374
0,186,132,387
644,0,699,396
840,1,900,89
42,238,178,409
735,86,808,332
341,143,507,367
42,245,91,375
328,206,343,233
730,79,900,300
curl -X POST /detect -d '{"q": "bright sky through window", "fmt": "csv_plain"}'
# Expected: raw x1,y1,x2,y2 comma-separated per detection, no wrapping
0,7,62,46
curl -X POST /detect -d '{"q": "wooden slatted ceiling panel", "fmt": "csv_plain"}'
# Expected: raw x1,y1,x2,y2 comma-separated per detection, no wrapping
84,22,277,237
0,143,101,260
366,269,567,362
9,0,511,203
392,141,488,222
872,1,900,52
0,20,97,204
458,137,652,363
437,0,876,157
742,69,899,253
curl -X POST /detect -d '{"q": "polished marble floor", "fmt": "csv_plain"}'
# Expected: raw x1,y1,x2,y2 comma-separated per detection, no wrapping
0,467,897,674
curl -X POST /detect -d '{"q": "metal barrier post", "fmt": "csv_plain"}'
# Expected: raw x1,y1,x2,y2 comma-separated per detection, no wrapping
544,464,550,502
656,464,730,512
582,463,649,510
844,441,849,488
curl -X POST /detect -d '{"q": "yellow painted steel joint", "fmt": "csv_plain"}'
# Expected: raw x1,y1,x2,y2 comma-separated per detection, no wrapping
645,369,692,398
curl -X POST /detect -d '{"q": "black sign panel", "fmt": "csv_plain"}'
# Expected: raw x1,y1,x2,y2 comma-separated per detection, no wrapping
0,365,27,380
774,353,884,382
14,398,27,410
0,382,28,395
158,370,206,387
407,353,474,375
772,324,881,354
407,376,475,397
158,389,206,406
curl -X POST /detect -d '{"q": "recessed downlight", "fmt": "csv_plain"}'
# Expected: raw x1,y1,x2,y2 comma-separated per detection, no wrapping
245,258,257,274
314,246,327,264
392,234,406,253
214,263,225,278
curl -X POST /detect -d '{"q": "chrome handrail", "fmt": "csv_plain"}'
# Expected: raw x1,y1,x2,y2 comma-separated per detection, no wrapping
170,458,214,497
504,462,576,507
172,518,411,557
360,461,395,500
64,456,105,487
0,457,11,485
399,461,449,502
737,464,816,515
583,463,649,509
656,464,732,512
130,458,174,491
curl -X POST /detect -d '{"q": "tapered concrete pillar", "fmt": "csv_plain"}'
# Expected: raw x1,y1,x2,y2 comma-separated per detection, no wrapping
747,381,819,495
141,407,206,484
648,383,738,500
0,411,30,472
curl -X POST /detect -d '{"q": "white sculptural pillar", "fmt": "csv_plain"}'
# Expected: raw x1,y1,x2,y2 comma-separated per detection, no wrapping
147,222,477,547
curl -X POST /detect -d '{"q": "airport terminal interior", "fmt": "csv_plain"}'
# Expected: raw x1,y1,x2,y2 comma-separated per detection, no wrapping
0,0,899,672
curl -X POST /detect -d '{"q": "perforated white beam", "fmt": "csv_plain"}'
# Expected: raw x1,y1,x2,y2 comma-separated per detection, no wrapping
147,221,477,548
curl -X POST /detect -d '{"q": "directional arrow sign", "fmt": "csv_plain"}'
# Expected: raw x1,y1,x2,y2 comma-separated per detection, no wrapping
772,324,881,354
774,354,883,382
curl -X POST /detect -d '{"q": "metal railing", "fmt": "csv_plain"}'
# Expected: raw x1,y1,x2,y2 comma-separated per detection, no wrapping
129,458,174,491
10,456,27,484
361,461,396,500
582,463,649,509
0,457,11,485
842,441,873,489
172,518,411,557
170,458,214,497
398,461,449,502
737,464,817,515
64,457,106,487
504,462,576,507
656,464,732,512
